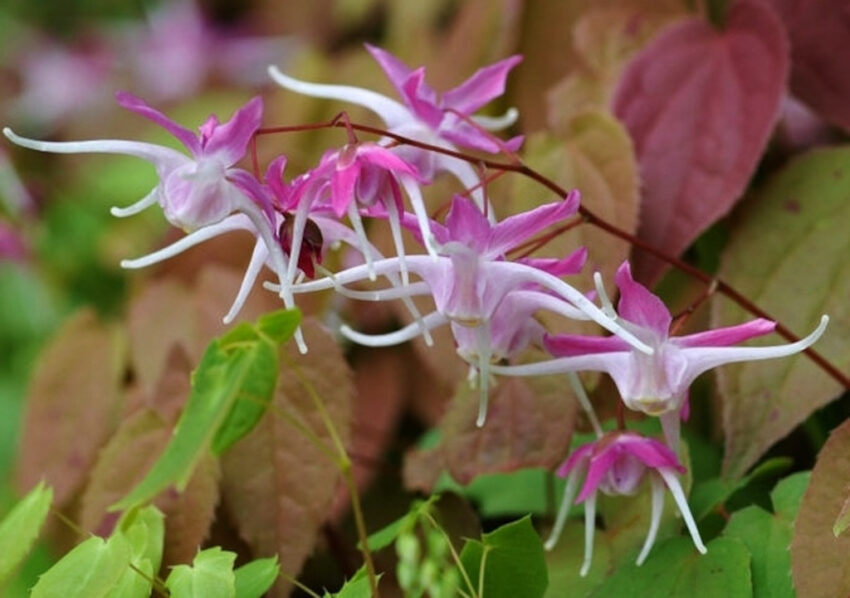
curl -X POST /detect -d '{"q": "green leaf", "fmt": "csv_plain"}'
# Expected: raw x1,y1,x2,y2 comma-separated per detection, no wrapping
435,468,557,518
722,474,807,598
590,536,751,598
365,496,437,552
234,556,279,598
257,309,301,344
0,481,53,585
165,547,237,598
31,533,131,598
713,146,850,479
323,567,375,598
211,334,279,455
691,457,792,521
119,505,165,577
459,516,548,598
111,321,277,511
544,521,611,598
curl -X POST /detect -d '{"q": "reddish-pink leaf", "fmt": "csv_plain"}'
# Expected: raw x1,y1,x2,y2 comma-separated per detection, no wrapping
17,309,126,505
772,0,850,134
220,318,353,596
612,0,789,284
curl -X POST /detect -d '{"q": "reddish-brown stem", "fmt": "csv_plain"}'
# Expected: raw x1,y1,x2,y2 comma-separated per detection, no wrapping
252,117,850,389
670,280,719,336
508,215,588,260
616,402,626,431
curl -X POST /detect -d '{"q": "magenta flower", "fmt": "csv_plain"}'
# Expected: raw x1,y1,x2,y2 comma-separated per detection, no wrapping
491,261,830,448
268,45,522,211
547,431,705,576
283,194,654,425
3,94,309,350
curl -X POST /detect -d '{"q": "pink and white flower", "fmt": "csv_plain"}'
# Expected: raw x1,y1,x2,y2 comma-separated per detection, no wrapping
546,431,705,576
491,261,829,448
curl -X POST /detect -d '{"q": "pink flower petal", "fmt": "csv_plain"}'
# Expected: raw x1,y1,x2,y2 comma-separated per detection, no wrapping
202,96,263,165
488,191,580,256
544,333,630,357
116,91,200,155
443,55,523,114
576,447,620,503
517,246,587,277
556,443,594,478
612,0,789,283
445,196,492,252
618,434,684,472
331,160,361,217
674,318,776,349
365,43,415,100
401,68,444,128
614,261,671,338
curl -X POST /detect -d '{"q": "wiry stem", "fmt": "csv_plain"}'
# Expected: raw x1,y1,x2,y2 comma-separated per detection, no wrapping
281,353,381,598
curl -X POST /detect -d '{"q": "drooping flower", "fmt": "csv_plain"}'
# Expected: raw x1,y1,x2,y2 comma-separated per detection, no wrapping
491,261,830,448
546,431,705,576
281,194,654,425
3,94,309,350
268,44,522,212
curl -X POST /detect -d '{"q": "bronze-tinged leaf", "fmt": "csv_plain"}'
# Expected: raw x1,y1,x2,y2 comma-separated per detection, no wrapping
220,318,353,596
713,147,850,479
791,419,850,597
128,279,198,397
330,345,407,518
17,309,126,505
79,406,221,567
504,113,639,337
412,374,577,487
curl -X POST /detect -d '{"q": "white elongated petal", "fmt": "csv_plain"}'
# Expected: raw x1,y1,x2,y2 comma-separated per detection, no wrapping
120,214,253,269
657,468,706,555
223,238,268,324
110,187,159,217
545,471,581,551
346,202,376,280
475,324,493,427
499,261,654,354
637,475,666,566
471,107,519,131
567,372,603,438
678,314,829,387
329,281,431,302
580,493,597,577
593,271,618,320
398,174,440,257
3,127,186,170
491,351,630,379
267,66,412,128
340,311,448,347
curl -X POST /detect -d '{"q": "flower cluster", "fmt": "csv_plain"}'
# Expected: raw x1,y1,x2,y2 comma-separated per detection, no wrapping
3,44,829,571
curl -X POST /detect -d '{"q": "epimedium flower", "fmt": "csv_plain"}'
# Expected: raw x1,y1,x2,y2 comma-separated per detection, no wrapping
279,193,655,426
3,93,310,351
268,44,522,214
546,431,705,577
491,261,830,448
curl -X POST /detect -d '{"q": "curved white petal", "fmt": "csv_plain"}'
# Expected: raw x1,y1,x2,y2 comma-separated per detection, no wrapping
4,127,186,171
340,311,448,347
637,475,666,566
471,107,519,131
120,214,253,269
110,187,160,217
545,471,581,551
679,315,829,388
657,468,706,555
223,238,269,324
267,66,412,128
580,494,597,577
